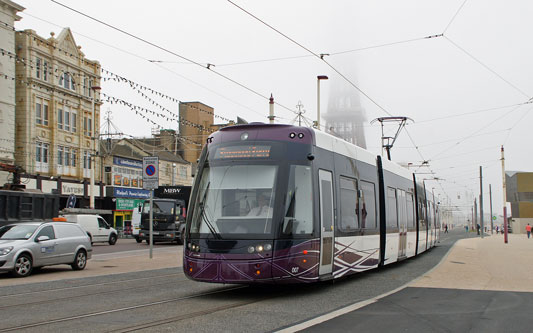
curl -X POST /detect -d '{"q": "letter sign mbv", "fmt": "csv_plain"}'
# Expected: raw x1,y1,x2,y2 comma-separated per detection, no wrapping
142,156,159,190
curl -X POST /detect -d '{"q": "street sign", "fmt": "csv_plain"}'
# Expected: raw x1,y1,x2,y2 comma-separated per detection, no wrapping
142,156,159,190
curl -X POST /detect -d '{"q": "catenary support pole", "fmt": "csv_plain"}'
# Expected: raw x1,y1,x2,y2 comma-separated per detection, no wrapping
480,166,484,238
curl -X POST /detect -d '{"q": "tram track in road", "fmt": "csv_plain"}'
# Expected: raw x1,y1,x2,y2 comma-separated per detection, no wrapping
0,271,183,298
0,276,191,310
0,285,249,332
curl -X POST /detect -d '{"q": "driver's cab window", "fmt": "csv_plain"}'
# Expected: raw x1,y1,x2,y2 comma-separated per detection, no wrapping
98,217,108,228
36,225,55,240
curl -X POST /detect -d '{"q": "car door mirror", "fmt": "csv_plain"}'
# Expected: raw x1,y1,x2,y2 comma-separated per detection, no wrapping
36,235,50,242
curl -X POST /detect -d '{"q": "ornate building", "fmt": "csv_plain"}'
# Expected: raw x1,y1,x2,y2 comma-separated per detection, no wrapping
15,27,101,182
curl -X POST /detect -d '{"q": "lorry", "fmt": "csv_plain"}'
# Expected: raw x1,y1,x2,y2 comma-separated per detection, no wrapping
138,186,191,245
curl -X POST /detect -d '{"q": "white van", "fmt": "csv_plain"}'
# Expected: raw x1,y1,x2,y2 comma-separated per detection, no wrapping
131,204,142,243
63,214,118,245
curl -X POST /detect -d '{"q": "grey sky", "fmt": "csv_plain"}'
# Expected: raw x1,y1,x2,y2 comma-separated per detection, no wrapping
13,0,533,221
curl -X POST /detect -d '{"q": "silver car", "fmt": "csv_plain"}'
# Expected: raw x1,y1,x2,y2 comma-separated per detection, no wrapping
0,221,92,277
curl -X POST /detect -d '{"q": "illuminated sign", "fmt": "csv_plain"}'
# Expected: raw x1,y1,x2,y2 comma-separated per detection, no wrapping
215,145,271,159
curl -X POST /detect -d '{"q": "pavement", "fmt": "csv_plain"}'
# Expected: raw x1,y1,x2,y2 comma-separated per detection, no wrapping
0,241,183,287
284,232,533,332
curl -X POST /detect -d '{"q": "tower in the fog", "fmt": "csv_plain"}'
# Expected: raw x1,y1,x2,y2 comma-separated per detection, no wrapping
323,76,367,148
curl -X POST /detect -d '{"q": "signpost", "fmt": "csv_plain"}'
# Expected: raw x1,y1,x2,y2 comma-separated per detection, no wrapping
143,156,159,259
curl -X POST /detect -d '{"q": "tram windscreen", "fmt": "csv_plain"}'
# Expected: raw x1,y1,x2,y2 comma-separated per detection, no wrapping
190,164,277,237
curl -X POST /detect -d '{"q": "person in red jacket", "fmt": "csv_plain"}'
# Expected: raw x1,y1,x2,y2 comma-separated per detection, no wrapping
526,223,532,239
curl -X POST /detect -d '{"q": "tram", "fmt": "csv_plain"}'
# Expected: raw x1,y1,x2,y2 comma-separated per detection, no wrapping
183,123,439,284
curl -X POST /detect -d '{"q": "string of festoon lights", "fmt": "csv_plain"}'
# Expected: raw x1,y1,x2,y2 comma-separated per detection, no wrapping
0,19,236,124
0,71,208,145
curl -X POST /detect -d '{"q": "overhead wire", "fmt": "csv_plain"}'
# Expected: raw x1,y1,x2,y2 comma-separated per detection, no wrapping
49,0,301,119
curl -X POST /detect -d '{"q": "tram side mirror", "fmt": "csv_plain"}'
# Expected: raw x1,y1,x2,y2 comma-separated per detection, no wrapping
307,153,315,161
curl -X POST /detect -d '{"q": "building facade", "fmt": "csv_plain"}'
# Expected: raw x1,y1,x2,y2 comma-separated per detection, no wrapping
15,27,101,182
178,102,215,172
0,0,24,169
506,171,533,233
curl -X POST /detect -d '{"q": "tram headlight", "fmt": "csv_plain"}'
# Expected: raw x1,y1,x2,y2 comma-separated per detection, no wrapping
297,133,304,139
247,246,255,254
264,244,272,251
241,132,249,141
289,132,296,139
255,245,264,252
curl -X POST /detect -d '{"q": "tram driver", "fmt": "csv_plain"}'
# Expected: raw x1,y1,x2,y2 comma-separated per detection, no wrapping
247,193,273,217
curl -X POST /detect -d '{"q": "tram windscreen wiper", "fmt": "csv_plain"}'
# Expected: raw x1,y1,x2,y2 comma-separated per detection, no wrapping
198,182,221,239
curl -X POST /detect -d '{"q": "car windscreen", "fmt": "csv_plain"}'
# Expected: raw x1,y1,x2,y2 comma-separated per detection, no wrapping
0,224,39,240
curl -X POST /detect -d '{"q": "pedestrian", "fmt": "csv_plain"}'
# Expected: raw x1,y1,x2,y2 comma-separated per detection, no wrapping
496,225,499,234
444,224,448,233
476,223,480,235
526,223,532,239
465,225,469,233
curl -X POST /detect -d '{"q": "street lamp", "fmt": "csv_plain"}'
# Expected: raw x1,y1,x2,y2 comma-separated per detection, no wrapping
90,85,101,209
172,163,176,186
316,75,328,130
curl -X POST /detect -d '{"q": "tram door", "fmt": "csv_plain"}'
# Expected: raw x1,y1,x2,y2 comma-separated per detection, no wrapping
397,190,407,259
318,170,334,275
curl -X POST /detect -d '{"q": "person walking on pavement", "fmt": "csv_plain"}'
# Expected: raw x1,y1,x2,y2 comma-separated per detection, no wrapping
526,223,532,239
476,223,480,235
444,224,448,233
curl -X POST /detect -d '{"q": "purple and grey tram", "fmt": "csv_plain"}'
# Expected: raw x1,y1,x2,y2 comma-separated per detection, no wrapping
183,123,439,284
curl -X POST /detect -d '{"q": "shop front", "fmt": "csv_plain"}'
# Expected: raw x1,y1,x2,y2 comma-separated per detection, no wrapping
106,186,150,230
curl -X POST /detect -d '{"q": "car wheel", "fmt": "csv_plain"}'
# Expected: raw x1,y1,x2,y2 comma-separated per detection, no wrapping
135,236,142,243
109,234,117,245
12,253,33,277
71,250,87,271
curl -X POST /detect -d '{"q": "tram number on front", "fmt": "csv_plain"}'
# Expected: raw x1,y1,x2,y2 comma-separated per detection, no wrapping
291,267,299,274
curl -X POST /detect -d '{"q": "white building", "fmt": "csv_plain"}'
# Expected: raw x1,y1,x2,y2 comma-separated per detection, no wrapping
0,0,24,177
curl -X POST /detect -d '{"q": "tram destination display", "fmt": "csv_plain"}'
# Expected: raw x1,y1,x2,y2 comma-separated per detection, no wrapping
214,145,271,159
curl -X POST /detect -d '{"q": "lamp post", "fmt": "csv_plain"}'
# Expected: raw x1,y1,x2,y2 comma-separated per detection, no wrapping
89,85,101,209
316,75,328,130
172,163,176,186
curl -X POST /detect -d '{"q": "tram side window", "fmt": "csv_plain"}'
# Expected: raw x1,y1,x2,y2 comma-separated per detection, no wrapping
386,187,398,228
406,193,415,228
397,189,407,228
282,165,313,236
339,177,358,232
360,181,376,229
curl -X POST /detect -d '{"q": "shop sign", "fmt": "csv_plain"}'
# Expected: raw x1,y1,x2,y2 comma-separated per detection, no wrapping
62,183,84,195
113,157,142,169
113,186,150,199
116,198,145,210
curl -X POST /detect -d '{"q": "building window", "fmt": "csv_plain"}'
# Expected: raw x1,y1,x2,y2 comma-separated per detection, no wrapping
59,72,76,91
83,150,91,169
36,57,41,79
43,60,48,81
36,98,49,126
71,149,77,167
64,109,70,132
57,146,64,166
84,116,92,137
179,166,187,177
58,108,63,129
36,142,49,163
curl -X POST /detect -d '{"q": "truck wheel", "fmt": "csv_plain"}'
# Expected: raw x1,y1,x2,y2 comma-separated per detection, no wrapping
109,234,117,245
135,236,142,243
178,231,185,245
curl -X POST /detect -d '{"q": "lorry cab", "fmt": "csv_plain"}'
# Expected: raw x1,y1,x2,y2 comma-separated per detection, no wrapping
139,198,186,244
